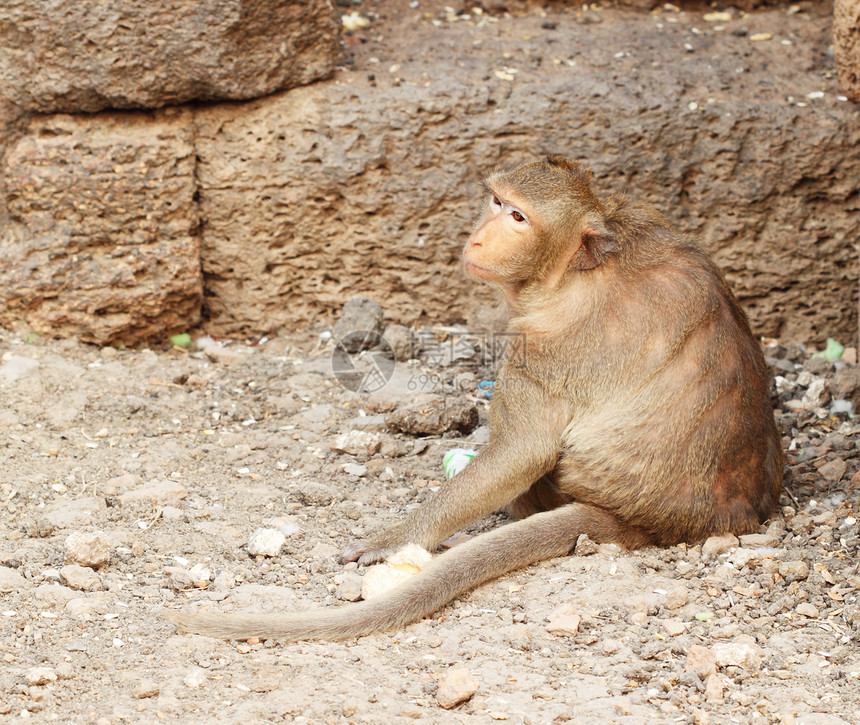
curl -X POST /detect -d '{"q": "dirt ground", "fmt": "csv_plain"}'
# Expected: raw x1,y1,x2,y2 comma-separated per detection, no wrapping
1,3,859,725
0,315,858,724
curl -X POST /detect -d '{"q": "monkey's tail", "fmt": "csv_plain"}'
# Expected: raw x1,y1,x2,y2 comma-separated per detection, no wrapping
163,503,637,642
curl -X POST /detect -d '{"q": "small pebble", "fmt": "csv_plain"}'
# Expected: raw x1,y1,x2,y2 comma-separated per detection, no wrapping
713,640,764,670
702,534,738,558
247,528,286,557
59,564,102,592
65,530,111,569
663,620,687,636
343,463,368,477
779,560,810,582
25,667,57,686
795,602,819,618
132,679,160,699
665,586,689,609
184,668,207,688
437,667,478,709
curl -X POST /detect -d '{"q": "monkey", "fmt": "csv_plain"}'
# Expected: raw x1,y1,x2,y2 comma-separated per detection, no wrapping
165,156,783,642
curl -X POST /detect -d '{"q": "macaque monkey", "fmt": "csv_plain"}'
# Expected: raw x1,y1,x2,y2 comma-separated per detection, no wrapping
166,156,782,641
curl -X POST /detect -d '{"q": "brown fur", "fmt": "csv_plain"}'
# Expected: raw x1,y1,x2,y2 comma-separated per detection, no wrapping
165,156,782,642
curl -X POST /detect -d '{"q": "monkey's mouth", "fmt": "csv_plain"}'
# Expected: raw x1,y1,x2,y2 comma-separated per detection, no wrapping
464,260,493,280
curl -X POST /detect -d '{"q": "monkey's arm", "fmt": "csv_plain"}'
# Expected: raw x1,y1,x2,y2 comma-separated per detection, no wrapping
341,385,569,565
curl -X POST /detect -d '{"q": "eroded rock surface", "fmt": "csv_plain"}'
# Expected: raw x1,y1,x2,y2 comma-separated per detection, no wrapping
0,111,201,344
0,0,339,112
835,0,860,101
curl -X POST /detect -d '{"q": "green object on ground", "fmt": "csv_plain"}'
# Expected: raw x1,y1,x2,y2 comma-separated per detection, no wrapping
812,338,844,363
169,333,192,348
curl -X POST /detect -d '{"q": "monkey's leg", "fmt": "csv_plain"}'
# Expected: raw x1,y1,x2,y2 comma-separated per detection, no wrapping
508,475,572,520
165,502,647,642
341,432,559,565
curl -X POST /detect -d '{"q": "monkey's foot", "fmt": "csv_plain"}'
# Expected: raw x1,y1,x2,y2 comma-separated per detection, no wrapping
339,540,401,566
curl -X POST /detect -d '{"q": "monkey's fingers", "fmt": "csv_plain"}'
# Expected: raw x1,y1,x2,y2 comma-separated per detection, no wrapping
339,540,394,566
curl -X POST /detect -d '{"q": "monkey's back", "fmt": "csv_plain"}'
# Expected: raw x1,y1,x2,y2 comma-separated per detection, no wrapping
547,244,783,544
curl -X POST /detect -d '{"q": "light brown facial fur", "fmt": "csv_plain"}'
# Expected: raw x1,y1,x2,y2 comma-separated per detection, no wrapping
165,155,783,643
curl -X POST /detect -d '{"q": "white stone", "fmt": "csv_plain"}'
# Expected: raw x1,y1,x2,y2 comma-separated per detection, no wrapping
65,530,111,568
25,667,57,686
59,564,102,591
247,528,286,557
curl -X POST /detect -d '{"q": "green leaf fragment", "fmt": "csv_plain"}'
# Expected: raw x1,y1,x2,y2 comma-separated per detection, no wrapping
169,333,192,348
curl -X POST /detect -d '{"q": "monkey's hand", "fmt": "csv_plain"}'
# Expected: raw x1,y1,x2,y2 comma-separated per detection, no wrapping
339,525,411,566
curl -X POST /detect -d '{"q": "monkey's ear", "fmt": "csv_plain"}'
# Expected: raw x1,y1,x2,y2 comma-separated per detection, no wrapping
575,214,617,270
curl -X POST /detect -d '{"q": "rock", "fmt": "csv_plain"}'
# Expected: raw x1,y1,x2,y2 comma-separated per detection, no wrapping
801,378,830,409
59,564,102,592
25,667,57,686
132,680,160,699
686,645,717,679
713,641,764,670
796,602,820,618
336,573,364,602
33,583,77,608
65,530,111,568
702,534,739,559
832,367,860,406
704,672,724,702
187,564,212,589
546,604,581,636
663,620,687,636
664,586,689,610
0,566,27,592
267,517,301,538
437,667,478,709
383,324,417,362
573,534,599,556
246,528,286,557
385,398,479,436
343,463,368,478
0,0,339,112
693,709,711,725
0,355,39,383
779,560,810,582
119,480,188,505
0,112,201,345
183,668,207,688
738,533,781,548
331,430,382,457
331,297,385,353
193,16,859,347
380,438,412,458
818,458,847,482
164,567,195,591
835,0,860,102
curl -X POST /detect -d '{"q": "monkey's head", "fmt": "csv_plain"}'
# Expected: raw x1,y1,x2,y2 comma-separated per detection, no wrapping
463,156,616,298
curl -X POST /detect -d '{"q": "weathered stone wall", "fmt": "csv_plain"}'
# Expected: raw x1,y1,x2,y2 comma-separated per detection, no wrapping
0,0,339,112
0,112,201,344
0,5,857,346
835,0,860,101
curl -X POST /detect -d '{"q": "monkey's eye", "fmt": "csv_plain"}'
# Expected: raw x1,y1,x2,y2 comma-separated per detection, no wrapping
510,209,527,223
491,196,503,208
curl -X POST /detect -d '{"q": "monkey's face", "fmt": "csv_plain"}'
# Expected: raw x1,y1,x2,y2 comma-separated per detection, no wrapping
464,187,540,285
